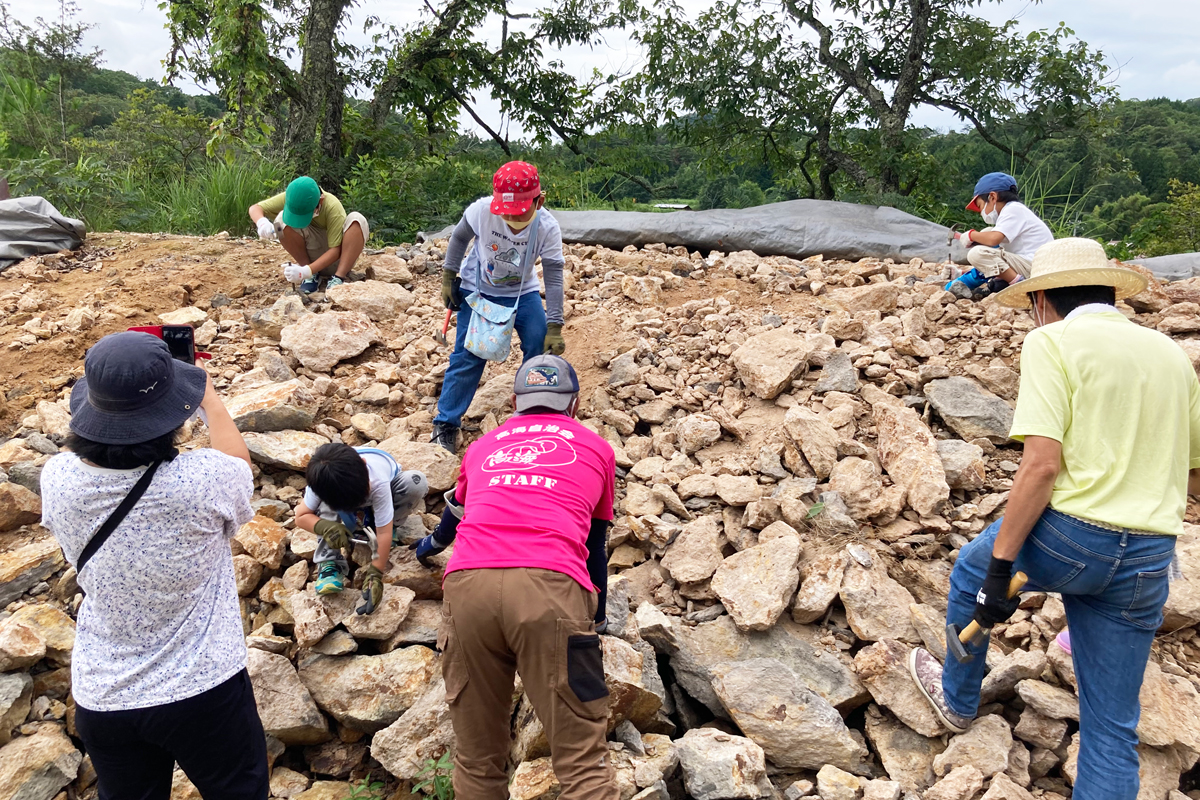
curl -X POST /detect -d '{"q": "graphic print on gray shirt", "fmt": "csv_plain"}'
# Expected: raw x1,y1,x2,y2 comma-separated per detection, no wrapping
443,196,567,323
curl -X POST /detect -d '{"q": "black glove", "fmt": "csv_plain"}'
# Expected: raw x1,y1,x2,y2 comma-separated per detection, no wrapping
974,556,1020,628
314,518,351,551
441,269,462,311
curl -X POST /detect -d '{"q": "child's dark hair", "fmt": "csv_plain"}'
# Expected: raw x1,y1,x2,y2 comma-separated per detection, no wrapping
306,443,370,511
66,429,180,470
996,189,1020,203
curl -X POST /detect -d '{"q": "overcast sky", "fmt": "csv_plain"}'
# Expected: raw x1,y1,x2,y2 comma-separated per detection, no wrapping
7,0,1198,136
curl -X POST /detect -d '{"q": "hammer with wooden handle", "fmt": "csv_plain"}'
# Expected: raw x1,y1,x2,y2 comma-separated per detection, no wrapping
945,571,1028,663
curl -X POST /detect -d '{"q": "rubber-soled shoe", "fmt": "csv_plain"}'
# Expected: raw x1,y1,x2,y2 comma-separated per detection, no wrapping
430,422,458,454
945,268,988,298
1056,628,1072,655
326,276,345,289
909,647,974,734
298,277,321,295
314,561,345,595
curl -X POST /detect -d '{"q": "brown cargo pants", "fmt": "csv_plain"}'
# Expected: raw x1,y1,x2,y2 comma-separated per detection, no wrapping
440,567,617,800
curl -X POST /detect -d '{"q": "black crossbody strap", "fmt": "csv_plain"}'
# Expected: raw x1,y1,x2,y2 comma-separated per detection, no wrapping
77,461,163,573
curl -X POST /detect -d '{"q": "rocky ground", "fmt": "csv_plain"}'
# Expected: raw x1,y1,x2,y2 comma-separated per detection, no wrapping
1,232,1199,800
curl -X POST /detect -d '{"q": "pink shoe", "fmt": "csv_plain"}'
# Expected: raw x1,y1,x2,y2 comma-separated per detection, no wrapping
1055,629,1071,655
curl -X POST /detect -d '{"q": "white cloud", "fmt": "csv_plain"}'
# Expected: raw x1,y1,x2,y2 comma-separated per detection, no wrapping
1164,59,1200,89
6,0,1196,140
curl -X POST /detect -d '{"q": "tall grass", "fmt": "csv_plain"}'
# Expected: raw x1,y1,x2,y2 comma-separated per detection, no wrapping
148,157,288,236
1014,158,1100,239
2,151,287,236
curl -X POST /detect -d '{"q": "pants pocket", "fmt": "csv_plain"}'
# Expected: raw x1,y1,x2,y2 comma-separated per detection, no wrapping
1122,565,1171,630
555,619,609,721
1025,522,1088,591
439,605,470,704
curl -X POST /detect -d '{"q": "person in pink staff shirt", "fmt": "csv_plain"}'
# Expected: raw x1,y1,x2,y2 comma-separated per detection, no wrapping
411,353,618,800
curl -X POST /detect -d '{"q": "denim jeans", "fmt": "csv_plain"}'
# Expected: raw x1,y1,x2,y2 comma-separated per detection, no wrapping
943,507,1176,800
433,290,547,428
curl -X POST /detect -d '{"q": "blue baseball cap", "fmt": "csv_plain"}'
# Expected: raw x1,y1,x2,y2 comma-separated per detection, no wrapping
967,172,1018,211
514,354,580,413
69,331,207,444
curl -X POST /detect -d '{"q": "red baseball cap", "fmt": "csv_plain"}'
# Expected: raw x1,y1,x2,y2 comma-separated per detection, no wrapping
491,161,541,216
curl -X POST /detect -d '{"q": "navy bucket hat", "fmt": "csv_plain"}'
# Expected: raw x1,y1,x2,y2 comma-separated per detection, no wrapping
69,331,207,445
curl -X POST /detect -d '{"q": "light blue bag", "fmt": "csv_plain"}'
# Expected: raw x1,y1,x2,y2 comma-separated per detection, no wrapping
463,212,541,361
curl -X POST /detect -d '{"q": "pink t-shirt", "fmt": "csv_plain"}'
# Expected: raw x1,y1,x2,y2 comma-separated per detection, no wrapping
444,413,616,591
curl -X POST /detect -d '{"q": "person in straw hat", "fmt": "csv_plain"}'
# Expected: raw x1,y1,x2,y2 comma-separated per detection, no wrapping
909,238,1200,800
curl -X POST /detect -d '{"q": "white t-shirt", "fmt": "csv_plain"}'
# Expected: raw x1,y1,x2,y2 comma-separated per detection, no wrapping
302,449,398,526
40,450,254,712
993,202,1054,259
458,197,564,297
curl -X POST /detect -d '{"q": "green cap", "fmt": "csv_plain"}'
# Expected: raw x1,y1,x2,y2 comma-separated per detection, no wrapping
281,177,321,229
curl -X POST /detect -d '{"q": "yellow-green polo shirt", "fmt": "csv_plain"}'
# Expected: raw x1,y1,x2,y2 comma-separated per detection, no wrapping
1010,311,1200,536
257,191,349,248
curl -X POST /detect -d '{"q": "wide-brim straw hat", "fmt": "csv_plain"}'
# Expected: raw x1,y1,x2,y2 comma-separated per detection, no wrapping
994,237,1149,309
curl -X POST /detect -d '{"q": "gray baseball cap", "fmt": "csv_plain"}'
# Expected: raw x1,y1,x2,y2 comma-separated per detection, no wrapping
513,354,580,413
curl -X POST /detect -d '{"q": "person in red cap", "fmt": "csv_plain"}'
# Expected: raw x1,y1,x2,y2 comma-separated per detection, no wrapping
431,161,567,454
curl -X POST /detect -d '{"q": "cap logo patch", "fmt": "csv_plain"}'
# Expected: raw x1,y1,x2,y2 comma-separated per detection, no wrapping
525,366,559,387
502,192,515,202
139,382,158,394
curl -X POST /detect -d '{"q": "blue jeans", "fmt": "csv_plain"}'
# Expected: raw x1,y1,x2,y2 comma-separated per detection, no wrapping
943,508,1176,800
433,290,546,428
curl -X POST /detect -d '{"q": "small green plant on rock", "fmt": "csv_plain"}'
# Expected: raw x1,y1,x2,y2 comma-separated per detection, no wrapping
411,752,455,800
349,778,386,800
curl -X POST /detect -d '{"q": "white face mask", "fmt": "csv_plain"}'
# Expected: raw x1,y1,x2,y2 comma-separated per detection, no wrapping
981,197,1000,225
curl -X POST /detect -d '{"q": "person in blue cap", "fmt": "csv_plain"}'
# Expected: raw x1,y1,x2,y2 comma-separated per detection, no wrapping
946,172,1054,299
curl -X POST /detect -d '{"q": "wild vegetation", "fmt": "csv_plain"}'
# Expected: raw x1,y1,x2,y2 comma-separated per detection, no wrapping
1,0,1198,256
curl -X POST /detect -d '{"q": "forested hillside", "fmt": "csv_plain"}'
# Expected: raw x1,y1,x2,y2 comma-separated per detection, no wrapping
1,0,1198,257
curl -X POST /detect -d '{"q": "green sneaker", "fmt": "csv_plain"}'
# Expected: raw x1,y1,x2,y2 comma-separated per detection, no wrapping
326,276,345,289
315,561,345,595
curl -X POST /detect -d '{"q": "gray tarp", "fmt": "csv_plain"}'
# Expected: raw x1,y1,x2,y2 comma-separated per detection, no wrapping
0,196,86,270
421,198,1200,279
421,199,969,263
1130,253,1200,282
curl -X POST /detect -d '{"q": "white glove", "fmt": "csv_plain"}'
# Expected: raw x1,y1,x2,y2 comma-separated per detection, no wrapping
283,263,313,284
256,217,277,240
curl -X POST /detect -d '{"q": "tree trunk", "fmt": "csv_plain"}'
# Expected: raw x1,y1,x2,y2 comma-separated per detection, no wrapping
283,0,351,177
318,71,347,185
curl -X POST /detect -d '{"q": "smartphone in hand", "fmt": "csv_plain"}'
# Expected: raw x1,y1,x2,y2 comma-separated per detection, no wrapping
127,325,208,362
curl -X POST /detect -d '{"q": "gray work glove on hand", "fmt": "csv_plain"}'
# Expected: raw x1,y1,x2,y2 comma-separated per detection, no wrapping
314,518,351,551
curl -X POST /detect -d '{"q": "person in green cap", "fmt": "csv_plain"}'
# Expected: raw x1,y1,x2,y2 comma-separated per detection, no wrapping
249,177,369,294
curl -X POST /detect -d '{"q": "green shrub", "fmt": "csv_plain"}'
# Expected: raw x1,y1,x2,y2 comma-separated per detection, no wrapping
340,155,485,244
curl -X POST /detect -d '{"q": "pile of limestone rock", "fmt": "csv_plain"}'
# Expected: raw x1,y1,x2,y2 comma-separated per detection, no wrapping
1,237,1200,800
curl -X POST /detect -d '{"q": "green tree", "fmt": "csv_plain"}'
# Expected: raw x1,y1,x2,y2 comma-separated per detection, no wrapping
159,0,643,194
0,0,101,148
629,0,1114,199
